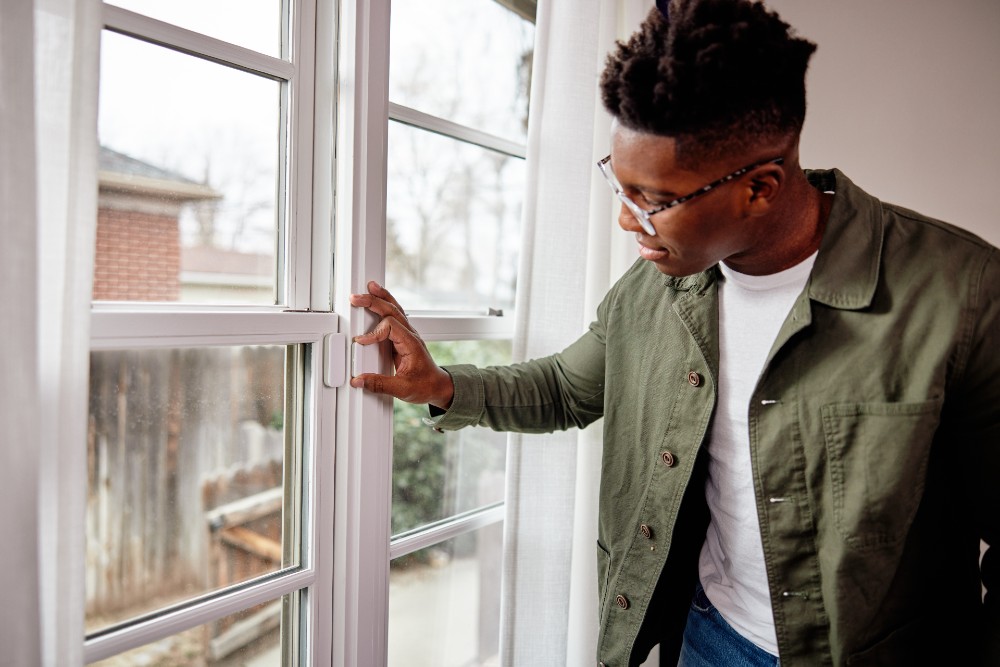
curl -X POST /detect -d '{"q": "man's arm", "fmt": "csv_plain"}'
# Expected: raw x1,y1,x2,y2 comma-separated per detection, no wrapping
349,281,609,434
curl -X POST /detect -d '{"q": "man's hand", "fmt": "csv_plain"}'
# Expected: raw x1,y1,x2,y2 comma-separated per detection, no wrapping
348,281,455,410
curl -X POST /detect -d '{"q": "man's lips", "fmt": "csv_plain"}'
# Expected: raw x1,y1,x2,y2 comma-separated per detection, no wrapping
637,239,670,261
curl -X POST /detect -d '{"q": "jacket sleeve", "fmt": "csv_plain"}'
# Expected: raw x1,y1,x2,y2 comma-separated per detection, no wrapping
429,294,611,434
958,248,1000,663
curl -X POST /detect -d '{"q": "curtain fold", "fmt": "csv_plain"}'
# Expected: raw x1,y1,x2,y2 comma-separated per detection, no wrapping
0,1,43,663
501,1,646,664
35,0,102,665
0,0,99,663
35,0,100,661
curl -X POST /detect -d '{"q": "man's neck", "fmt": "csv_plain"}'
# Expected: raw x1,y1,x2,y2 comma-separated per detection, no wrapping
726,171,830,276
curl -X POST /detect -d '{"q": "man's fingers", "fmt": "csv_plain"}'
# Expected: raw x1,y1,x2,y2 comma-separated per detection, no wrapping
367,281,406,314
349,372,405,398
350,291,413,331
354,316,421,355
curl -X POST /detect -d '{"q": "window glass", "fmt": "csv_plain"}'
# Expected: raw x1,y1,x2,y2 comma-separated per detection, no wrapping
389,0,534,143
87,593,295,666
86,345,299,634
392,340,511,535
106,0,283,57
97,31,282,305
389,529,503,667
385,122,523,313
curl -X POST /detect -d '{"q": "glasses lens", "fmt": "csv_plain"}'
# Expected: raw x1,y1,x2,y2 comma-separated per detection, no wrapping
599,158,656,235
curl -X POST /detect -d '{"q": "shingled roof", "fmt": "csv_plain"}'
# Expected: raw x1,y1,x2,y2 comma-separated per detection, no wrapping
99,146,220,201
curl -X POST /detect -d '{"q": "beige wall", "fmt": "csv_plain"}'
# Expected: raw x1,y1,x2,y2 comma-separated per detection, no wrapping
767,0,1000,245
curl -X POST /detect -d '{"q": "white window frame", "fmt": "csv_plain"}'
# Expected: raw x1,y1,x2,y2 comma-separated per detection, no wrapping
337,2,533,664
80,0,531,664
85,0,339,663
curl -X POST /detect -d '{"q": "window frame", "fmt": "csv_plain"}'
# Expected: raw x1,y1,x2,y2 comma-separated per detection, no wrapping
81,0,532,664
85,0,337,662
376,1,535,662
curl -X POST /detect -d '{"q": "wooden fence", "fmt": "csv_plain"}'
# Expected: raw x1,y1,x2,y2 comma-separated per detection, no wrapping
85,346,285,633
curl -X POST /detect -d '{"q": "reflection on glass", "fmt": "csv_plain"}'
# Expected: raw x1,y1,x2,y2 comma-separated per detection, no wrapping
87,593,294,666
389,530,503,667
390,0,534,142
97,31,281,305
386,123,523,313
85,346,298,634
106,0,284,58
392,340,511,536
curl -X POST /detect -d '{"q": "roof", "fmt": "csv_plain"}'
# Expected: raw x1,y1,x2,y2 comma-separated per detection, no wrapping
98,146,221,202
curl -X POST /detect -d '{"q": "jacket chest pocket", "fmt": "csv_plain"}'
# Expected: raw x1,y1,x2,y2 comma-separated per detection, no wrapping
821,398,943,552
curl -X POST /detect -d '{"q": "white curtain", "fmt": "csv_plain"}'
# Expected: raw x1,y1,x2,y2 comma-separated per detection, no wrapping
0,0,100,663
1,1,44,663
501,1,650,665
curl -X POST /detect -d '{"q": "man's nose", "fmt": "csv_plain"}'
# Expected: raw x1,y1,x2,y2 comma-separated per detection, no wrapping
617,203,645,234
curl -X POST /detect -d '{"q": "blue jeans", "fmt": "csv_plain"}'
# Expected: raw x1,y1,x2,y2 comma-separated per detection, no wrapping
677,585,780,667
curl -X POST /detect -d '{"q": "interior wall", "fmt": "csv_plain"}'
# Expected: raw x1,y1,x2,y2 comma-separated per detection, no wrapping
766,0,1000,245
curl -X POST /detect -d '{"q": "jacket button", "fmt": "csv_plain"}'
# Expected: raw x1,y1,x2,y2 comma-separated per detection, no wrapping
615,594,629,609
687,371,701,386
640,524,652,539
660,450,676,467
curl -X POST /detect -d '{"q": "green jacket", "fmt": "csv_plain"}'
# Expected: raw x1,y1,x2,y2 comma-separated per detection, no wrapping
434,170,999,666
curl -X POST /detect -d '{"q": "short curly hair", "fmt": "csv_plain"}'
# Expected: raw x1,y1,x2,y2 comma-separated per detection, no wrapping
600,0,816,166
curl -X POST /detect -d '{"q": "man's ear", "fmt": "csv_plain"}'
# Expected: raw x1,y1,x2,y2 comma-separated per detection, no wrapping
744,164,784,217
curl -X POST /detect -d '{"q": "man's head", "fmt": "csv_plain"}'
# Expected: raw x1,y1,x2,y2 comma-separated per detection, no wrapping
596,0,824,278
600,0,816,168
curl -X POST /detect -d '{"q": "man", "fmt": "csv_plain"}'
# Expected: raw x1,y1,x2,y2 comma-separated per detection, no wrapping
351,1,998,665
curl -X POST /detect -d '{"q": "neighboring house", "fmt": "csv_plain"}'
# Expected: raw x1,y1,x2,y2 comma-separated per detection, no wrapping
181,243,274,304
95,146,220,301
95,147,274,303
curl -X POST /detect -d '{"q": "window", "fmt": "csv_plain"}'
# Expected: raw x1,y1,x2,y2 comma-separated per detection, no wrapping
81,0,535,664
385,1,535,665
86,0,335,663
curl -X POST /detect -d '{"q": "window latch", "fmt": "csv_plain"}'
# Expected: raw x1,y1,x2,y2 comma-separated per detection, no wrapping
323,333,347,387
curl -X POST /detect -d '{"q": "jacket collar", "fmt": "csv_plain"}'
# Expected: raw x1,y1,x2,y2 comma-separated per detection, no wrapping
661,266,719,295
804,169,883,310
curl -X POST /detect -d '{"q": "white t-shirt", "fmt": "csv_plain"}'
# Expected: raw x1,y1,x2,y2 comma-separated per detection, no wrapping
697,252,817,656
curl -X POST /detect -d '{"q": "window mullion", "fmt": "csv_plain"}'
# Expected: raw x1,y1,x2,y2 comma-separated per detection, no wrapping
388,102,527,159
389,504,505,561
83,568,315,664
332,0,394,665
102,4,296,81
89,310,339,349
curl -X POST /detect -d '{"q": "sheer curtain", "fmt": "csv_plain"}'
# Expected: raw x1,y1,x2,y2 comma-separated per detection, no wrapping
501,1,649,664
0,0,99,663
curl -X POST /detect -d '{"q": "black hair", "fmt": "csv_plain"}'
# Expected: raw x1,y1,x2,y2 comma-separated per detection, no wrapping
600,0,817,166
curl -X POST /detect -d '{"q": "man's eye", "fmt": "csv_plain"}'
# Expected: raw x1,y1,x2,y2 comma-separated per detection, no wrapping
639,193,666,208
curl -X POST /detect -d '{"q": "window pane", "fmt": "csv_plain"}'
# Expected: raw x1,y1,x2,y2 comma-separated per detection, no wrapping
392,340,510,535
389,529,502,667
88,592,297,666
386,123,523,313
106,0,284,58
97,31,282,305
86,346,300,634
390,0,534,143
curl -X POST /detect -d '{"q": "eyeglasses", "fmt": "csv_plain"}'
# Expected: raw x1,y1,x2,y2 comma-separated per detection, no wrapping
597,154,785,235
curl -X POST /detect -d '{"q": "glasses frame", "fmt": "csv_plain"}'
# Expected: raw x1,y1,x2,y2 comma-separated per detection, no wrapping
597,154,785,235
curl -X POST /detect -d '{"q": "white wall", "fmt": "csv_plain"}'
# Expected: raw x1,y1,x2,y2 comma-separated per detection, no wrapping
767,0,1000,245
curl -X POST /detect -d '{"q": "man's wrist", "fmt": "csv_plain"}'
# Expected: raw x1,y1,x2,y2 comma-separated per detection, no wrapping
429,369,454,411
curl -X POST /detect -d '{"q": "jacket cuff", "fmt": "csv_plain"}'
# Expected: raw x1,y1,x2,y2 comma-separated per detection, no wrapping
424,364,484,431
